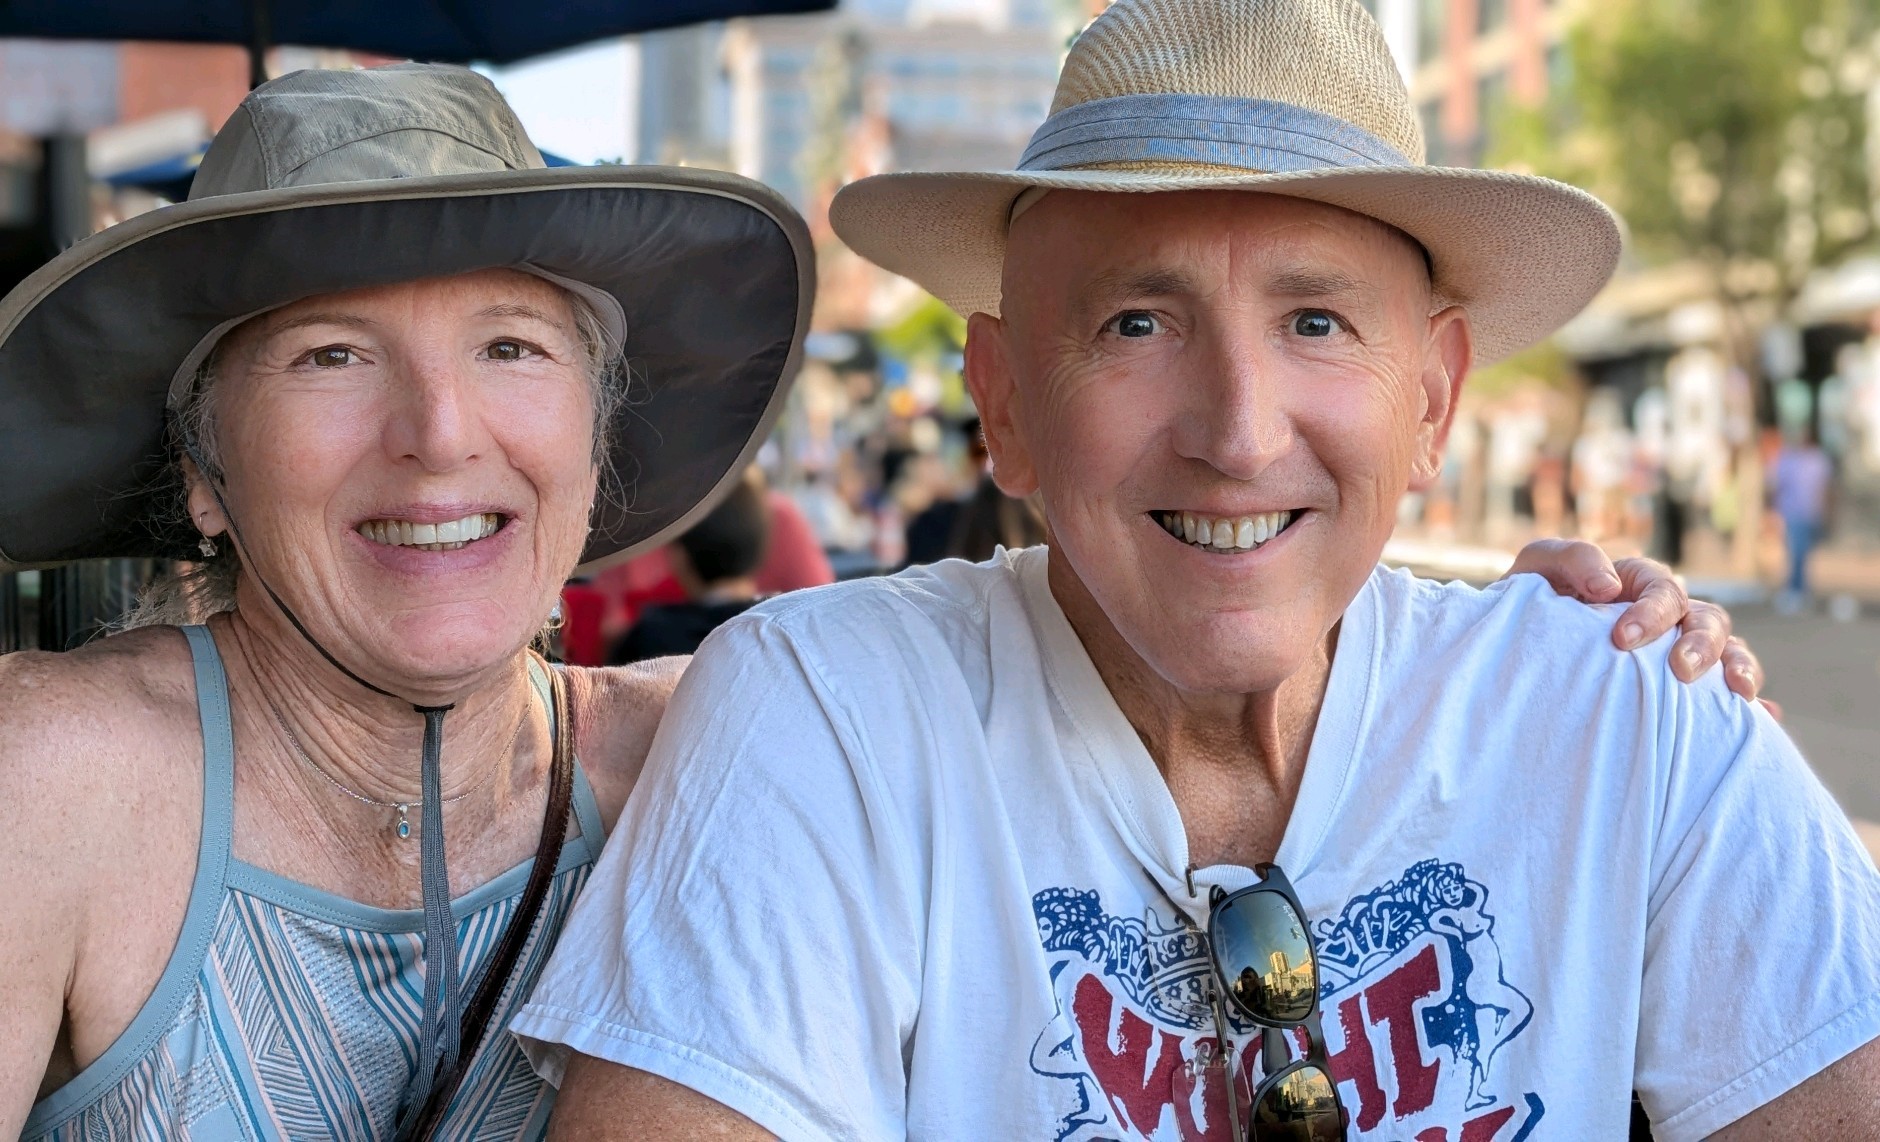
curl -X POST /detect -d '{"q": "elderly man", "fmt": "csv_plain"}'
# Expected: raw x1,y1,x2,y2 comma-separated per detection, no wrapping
515,0,1880,1138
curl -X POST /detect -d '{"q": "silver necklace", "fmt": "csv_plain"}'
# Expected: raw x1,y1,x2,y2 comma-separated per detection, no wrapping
265,697,528,840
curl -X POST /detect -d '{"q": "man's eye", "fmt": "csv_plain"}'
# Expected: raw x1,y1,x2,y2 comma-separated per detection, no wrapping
1109,312,1161,338
309,346,354,367
487,340,526,361
1291,311,1345,338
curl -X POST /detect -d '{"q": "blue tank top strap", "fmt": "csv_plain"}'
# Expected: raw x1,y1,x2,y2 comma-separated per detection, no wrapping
181,624,238,871
21,624,237,1136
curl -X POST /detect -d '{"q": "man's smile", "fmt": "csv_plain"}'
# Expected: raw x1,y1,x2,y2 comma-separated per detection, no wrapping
1152,508,1299,553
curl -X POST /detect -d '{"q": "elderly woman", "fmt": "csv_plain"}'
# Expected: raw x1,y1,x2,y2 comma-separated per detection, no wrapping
0,62,1756,1142
0,65,809,1139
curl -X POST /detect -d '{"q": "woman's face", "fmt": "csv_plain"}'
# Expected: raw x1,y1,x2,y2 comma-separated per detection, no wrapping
191,268,600,691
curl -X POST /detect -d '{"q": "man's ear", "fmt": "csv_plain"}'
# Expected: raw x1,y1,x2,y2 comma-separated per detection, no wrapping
182,455,230,539
1408,305,1472,493
963,311,1040,498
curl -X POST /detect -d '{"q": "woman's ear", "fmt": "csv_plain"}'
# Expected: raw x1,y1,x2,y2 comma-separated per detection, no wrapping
962,312,1039,498
182,455,229,539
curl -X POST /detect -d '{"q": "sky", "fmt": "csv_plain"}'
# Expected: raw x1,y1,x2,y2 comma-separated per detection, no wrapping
479,39,640,165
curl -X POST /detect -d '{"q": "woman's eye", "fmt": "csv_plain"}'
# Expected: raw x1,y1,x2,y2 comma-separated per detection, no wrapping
1109,312,1161,339
309,346,354,368
1291,310,1345,338
487,340,527,361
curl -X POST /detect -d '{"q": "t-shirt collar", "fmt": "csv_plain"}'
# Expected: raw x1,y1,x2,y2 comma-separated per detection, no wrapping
1013,545,1381,923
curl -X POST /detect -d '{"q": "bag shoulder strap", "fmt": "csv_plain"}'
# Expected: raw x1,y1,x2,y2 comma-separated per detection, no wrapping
408,654,575,1139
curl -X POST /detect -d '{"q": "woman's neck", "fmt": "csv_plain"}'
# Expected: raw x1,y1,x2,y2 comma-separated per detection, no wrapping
215,607,539,807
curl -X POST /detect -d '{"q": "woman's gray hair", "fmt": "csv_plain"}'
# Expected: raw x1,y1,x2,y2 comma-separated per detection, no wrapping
122,284,627,629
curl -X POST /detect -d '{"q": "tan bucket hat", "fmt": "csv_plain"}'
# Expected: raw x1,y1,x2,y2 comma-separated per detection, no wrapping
0,63,814,570
829,0,1621,366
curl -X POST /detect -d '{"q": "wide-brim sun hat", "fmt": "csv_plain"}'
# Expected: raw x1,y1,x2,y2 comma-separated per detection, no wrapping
0,62,813,571
829,0,1621,367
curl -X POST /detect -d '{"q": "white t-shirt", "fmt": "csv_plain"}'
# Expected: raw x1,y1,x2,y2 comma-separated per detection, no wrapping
514,546,1880,1141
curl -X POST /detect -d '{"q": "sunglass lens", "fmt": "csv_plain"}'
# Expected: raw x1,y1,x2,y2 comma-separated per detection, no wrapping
1253,1065,1343,1140
1213,890,1317,1023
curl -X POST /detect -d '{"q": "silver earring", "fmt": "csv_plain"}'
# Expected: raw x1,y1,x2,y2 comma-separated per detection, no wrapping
546,603,565,631
198,535,217,558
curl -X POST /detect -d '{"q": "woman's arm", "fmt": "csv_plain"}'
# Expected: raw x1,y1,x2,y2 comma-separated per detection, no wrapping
0,652,91,1134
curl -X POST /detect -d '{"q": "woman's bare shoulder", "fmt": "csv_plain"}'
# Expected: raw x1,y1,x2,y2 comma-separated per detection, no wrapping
0,627,202,977
564,656,690,829
0,626,201,808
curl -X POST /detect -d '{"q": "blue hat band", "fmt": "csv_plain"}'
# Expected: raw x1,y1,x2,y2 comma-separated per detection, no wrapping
1018,93,1412,174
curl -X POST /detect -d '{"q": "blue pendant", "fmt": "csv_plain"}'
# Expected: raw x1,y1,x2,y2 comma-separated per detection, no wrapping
395,805,412,840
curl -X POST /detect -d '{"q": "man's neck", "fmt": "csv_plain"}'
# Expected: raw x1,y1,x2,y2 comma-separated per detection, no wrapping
1047,553,1338,868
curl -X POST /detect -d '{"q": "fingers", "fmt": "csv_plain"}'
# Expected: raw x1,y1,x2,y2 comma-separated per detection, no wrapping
1760,697,1784,722
1610,558,1688,650
1717,635,1765,703
1507,538,1622,600
1665,601,1731,681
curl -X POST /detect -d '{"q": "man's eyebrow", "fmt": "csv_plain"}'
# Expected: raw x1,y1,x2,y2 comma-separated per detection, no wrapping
1084,267,1200,301
1264,267,1366,298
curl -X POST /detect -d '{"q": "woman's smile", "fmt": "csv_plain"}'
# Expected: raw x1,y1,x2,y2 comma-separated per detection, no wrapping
347,506,523,577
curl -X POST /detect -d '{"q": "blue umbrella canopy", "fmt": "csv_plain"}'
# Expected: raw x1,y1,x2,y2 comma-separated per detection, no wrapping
0,0,835,72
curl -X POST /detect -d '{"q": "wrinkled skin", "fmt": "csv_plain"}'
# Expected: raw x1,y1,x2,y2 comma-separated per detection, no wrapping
188,267,600,701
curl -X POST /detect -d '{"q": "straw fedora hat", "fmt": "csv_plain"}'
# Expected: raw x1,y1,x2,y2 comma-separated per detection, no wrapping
830,0,1620,366
0,63,813,570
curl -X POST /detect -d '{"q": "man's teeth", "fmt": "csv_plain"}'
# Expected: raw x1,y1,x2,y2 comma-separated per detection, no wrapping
1159,510,1293,552
356,513,503,551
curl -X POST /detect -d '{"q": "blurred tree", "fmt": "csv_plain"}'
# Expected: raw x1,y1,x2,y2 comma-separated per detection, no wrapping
876,293,966,362
1494,0,1876,362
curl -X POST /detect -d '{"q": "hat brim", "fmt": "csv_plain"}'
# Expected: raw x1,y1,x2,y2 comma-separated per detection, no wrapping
829,164,1621,366
0,166,813,571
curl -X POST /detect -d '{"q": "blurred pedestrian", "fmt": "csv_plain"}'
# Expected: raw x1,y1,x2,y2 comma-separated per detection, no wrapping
1571,390,1633,542
1772,424,1834,612
904,416,1048,564
610,477,771,662
903,417,984,564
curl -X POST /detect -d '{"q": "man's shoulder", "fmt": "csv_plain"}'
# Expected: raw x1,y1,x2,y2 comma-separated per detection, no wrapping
681,551,1035,752
1372,564,1641,673
733,551,1025,662
1368,565,1753,756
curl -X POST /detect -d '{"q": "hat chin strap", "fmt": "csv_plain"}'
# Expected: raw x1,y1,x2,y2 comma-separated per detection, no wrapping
184,441,464,1134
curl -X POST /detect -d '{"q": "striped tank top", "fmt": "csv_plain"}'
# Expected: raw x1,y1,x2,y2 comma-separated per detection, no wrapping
24,625,607,1140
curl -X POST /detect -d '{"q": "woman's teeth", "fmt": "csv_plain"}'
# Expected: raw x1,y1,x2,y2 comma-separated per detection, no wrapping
1158,509,1293,552
356,513,503,551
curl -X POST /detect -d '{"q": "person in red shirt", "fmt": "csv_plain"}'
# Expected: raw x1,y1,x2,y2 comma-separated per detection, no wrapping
566,468,835,665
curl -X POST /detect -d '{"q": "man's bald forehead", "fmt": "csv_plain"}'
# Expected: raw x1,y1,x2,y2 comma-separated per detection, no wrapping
1000,189,1433,318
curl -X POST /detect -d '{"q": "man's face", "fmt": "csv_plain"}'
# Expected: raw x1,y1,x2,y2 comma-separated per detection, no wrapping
968,190,1471,695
